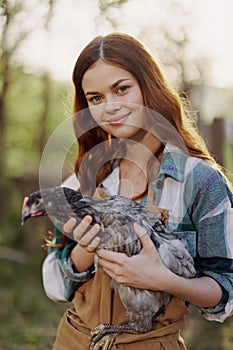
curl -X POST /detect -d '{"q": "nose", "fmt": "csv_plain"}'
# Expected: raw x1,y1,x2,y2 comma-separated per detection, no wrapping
105,96,121,114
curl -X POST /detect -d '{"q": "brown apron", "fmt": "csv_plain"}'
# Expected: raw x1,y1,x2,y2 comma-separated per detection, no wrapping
52,187,189,350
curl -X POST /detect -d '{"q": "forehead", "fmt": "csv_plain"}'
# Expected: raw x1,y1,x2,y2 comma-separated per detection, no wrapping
82,60,135,91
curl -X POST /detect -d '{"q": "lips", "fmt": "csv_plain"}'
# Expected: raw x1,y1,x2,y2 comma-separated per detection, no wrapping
107,112,131,126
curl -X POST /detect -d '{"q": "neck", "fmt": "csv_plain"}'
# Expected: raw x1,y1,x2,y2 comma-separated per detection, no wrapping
123,132,163,168
118,134,164,201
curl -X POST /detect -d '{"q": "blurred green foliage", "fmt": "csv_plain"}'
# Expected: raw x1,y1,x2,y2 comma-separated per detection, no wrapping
0,66,74,349
5,68,72,177
0,67,73,245
183,306,233,350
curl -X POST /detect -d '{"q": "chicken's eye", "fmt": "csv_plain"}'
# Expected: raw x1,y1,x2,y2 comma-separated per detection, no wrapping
35,199,41,206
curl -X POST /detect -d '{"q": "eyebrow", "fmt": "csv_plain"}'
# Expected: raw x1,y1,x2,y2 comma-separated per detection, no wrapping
85,78,130,96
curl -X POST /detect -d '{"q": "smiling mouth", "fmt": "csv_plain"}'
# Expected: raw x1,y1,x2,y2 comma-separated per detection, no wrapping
107,112,131,126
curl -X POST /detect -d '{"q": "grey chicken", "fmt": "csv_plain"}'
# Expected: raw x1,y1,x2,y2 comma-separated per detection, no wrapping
21,186,196,350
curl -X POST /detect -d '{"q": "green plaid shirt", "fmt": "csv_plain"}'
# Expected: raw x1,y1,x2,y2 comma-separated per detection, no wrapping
143,144,233,321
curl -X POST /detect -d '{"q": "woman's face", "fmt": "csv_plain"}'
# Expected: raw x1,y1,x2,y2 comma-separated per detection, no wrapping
81,60,146,140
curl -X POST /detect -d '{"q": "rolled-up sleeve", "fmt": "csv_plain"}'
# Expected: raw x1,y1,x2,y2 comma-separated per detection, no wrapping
42,225,94,302
190,165,233,322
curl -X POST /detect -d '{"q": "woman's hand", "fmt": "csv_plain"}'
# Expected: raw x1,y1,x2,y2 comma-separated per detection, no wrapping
64,215,101,272
98,223,222,308
64,215,101,253
97,222,170,291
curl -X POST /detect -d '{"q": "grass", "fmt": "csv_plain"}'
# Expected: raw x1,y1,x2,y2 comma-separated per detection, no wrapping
0,254,67,350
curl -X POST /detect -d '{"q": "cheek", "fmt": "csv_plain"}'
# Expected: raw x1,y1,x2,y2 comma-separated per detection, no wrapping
89,105,104,123
128,89,144,106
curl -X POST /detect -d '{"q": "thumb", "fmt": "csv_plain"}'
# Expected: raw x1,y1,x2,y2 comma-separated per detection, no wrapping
134,222,154,250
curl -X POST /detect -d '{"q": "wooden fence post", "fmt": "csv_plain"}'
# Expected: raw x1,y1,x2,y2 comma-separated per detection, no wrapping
211,118,224,166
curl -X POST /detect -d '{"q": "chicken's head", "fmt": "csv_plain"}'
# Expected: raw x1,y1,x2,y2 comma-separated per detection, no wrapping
21,191,46,225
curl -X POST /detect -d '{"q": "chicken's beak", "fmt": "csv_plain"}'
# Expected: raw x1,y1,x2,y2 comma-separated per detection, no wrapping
21,213,31,226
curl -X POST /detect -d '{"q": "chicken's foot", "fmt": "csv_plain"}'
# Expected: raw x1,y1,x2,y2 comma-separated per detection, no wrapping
90,323,136,350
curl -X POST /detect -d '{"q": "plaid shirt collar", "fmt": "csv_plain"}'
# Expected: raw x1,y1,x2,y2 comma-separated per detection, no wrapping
157,143,189,183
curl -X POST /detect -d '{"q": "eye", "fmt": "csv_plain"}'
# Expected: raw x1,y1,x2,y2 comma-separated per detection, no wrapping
116,86,129,95
88,95,104,105
35,199,41,206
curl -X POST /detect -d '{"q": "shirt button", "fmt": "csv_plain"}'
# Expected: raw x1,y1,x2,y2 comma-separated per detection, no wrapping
156,180,163,189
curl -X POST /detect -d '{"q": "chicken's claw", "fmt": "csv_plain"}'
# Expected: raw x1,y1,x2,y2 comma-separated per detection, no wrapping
90,324,119,350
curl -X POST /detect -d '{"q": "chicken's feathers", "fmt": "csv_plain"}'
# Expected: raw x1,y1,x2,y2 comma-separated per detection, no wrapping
22,186,196,334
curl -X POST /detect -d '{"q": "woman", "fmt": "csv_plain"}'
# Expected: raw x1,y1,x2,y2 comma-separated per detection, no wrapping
42,33,233,350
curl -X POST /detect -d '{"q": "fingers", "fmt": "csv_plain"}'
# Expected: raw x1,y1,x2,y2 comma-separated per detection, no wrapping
98,223,152,261
133,222,155,250
64,215,101,254
76,223,101,253
133,222,147,238
97,248,125,262
73,215,93,240
63,217,77,233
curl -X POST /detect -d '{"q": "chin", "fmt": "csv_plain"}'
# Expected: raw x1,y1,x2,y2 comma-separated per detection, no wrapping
109,125,143,140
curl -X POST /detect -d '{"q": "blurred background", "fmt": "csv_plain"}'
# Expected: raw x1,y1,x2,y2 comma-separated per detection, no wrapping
0,0,233,349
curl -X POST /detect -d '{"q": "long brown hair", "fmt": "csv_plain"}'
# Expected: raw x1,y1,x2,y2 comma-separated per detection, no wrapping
72,32,231,193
